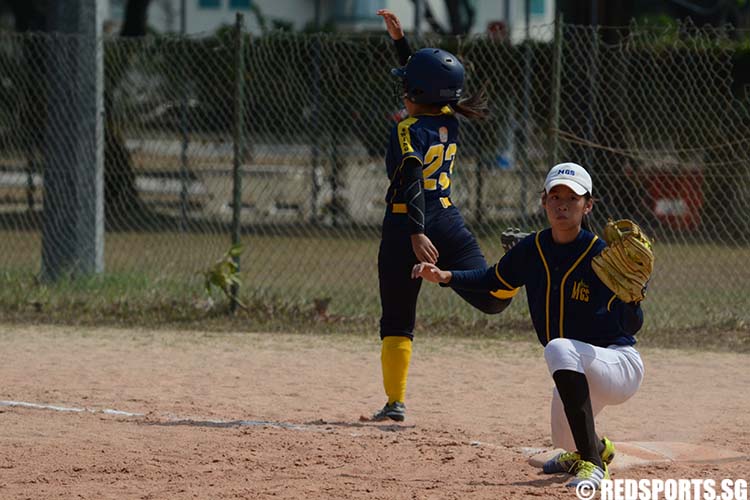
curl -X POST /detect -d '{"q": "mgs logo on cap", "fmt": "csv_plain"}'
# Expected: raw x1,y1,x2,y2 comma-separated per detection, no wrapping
544,162,593,196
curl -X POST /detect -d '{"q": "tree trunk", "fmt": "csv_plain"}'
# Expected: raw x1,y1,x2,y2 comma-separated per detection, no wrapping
103,0,153,228
10,0,154,229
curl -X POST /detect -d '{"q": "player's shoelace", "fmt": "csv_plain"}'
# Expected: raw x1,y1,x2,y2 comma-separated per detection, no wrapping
559,451,582,473
543,438,616,474
542,450,581,474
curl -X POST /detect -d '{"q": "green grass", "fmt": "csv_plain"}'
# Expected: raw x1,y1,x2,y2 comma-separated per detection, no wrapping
1,229,748,351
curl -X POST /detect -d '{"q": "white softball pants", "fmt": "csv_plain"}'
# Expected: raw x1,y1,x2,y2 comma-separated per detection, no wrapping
543,337,645,451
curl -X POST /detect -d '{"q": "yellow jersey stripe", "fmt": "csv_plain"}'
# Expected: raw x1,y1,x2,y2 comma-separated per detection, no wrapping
397,117,418,155
607,294,617,311
493,263,516,291
391,198,451,214
558,235,599,338
490,287,520,300
535,232,552,344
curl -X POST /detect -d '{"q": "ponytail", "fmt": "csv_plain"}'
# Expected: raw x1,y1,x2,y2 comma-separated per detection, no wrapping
451,86,489,120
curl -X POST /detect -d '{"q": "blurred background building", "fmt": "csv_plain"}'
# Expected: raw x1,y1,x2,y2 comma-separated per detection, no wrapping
98,0,555,41
4,1,750,39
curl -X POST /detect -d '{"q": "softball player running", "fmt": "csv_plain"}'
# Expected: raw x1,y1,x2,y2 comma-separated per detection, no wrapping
413,163,646,491
371,10,512,423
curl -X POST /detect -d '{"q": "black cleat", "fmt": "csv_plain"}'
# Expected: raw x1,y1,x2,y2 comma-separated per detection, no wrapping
371,401,406,422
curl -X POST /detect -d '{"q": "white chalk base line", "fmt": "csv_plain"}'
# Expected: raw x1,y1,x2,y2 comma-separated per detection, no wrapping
0,399,305,429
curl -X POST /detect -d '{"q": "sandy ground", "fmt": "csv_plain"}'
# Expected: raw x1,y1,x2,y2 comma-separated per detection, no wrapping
0,325,748,499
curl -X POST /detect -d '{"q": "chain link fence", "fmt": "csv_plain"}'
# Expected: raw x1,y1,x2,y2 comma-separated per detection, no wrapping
0,21,748,335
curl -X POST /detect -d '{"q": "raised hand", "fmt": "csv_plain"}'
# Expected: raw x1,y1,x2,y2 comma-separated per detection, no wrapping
377,9,404,40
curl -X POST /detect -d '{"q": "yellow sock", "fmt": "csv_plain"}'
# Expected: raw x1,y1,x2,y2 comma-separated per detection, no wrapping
381,336,412,404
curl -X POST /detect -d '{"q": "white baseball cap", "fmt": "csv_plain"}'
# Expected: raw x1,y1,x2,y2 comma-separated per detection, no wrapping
544,162,592,196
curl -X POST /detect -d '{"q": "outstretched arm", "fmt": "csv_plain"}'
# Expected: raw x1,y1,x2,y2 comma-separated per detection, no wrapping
377,9,411,66
413,261,519,297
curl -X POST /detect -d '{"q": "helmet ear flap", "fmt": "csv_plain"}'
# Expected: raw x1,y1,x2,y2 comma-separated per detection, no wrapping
409,87,425,101
399,79,424,103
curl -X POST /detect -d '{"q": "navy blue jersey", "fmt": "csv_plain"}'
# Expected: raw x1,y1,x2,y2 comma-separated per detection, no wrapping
378,105,510,339
385,107,458,211
450,229,643,348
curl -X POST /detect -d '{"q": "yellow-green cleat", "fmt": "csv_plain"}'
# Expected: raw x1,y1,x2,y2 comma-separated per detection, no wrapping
566,460,610,489
542,436,615,474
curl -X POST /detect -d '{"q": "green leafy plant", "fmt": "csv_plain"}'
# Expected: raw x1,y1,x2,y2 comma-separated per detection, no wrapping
202,244,246,310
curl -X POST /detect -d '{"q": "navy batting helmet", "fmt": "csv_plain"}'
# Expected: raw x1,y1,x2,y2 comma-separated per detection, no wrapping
391,48,464,104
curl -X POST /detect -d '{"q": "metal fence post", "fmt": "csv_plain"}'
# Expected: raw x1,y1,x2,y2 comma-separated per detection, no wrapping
474,157,484,227
41,0,104,281
518,0,532,227
585,10,599,174
547,11,562,167
178,2,190,232
230,12,246,314
310,35,322,225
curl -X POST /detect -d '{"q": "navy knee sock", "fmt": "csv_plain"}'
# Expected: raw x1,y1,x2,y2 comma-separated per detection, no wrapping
552,369,603,469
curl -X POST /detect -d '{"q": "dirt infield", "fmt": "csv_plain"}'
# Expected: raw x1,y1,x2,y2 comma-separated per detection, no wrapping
0,325,748,499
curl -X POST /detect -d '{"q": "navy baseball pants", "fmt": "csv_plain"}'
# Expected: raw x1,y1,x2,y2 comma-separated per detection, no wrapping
378,205,510,339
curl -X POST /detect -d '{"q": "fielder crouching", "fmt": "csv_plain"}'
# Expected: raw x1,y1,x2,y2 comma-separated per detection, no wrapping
413,162,653,491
